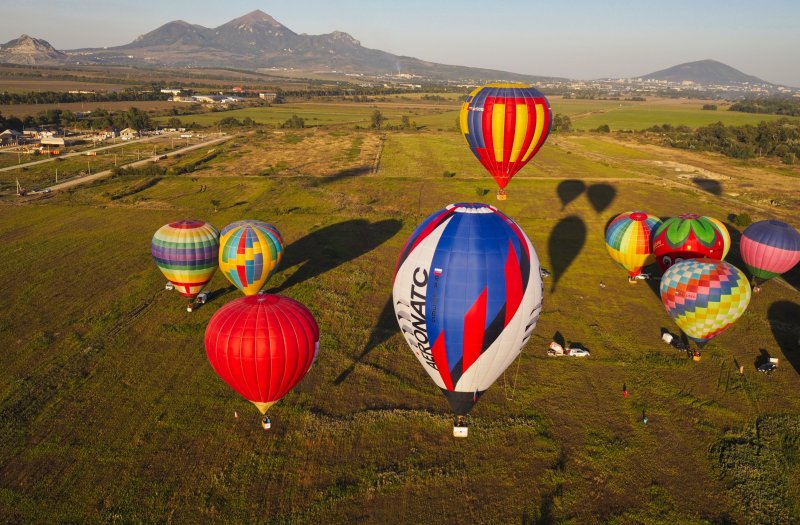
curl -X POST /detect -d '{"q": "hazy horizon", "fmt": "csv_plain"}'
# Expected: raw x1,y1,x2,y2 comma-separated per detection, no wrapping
2,0,799,86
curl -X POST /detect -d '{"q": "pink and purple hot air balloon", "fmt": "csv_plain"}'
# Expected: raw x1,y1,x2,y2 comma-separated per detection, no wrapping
740,220,800,286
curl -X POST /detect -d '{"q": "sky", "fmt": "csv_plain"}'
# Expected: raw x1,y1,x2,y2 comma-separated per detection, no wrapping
2,0,799,86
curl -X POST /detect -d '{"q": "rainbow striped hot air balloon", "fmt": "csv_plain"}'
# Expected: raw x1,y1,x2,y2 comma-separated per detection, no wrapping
460,83,552,195
605,211,662,278
740,220,800,284
219,220,285,296
660,258,751,348
151,219,219,307
652,214,725,271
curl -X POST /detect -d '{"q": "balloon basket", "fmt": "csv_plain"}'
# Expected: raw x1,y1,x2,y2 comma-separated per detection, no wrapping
261,416,272,430
453,425,468,438
496,189,507,201
693,353,701,362
628,277,638,284
186,304,193,313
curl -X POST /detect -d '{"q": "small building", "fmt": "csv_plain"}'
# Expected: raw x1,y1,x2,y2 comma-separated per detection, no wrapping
259,92,278,102
161,88,185,96
40,137,66,147
0,129,22,146
120,128,139,140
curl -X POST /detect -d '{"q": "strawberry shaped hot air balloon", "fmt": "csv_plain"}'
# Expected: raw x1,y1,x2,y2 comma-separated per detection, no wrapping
460,83,552,198
652,214,725,271
151,219,219,311
660,258,751,349
219,220,285,296
605,211,662,280
204,294,319,428
740,220,800,287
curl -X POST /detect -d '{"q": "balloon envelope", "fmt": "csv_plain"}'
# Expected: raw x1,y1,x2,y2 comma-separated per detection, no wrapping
392,203,544,415
151,219,219,299
460,83,552,189
707,217,731,260
660,258,751,347
219,220,285,295
740,220,800,281
652,214,725,271
605,211,662,277
204,294,319,414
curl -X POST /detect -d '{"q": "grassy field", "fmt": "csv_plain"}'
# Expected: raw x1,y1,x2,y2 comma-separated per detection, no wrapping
550,97,800,131
1,100,799,524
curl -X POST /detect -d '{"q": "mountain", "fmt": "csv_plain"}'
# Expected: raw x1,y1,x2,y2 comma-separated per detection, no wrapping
641,59,768,85
66,10,560,83
0,34,67,65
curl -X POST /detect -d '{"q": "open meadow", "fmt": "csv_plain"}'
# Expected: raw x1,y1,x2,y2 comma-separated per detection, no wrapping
1,97,799,524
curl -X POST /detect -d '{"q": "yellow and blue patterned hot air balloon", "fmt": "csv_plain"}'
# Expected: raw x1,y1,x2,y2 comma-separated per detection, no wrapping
660,258,751,348
460,83,552,193
219,220,284,296
151,219,219,300
605,211,662,278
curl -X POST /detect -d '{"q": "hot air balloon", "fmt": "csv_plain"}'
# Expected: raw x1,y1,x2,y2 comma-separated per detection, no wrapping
660,258,751,349
460,83,552,199
652,214,725,271
204,294,319,428
707,217,731,260
392,203,543,436
219,220,285,296
740,220,800,288
151,219,219,311
604,211,662,280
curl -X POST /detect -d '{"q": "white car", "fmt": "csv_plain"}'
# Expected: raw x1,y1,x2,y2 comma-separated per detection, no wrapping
567,348,590,357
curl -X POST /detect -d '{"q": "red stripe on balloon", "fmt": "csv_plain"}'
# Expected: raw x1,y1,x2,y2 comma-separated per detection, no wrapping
462,288,487,374
504,240,523,325
431,333,453,391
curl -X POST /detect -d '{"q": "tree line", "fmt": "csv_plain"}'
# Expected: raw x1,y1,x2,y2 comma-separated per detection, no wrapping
0,107,152,131
728,98,800,117
0,89,170,106
648,119,800,163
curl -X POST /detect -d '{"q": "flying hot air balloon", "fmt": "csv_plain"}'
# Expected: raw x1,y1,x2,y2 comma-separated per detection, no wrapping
740,220,800,289
151,219,219,311
392,203,544,436
204,294,319,428
652,214,725,271
460,83,552,198
660,258,751,349
219,220,285,296
604,211,662,280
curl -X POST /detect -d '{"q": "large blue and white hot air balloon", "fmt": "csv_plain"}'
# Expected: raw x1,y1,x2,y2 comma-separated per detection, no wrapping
392,203,544,423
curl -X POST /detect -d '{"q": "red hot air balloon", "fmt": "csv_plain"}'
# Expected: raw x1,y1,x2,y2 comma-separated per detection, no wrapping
204,294,319,427
460,83,552,198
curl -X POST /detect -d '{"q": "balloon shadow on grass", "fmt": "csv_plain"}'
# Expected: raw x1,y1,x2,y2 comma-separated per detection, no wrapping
548,216,586,292
557,180,586,210
269,219,402,293
307,166,373,187
691,177,722,196
587,184,616,214
334,295,396,385
768,301,800,376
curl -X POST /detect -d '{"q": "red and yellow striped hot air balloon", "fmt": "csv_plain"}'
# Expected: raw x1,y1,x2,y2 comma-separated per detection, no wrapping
460,83,552,197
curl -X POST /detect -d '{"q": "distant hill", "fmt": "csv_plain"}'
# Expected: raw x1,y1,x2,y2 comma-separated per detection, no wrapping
641,59,768,85
0,34,66,65
65,10,561,83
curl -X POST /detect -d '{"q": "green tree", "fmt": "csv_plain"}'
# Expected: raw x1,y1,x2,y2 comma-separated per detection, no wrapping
281,114,305,129
371,109,385,130
166,117,182,128
552,114,572,132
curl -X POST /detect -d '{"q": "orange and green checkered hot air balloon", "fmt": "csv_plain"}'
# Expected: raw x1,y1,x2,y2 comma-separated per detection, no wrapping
605,211,662,278
151,219,219,301
219,220,285,296
460,83,552,193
